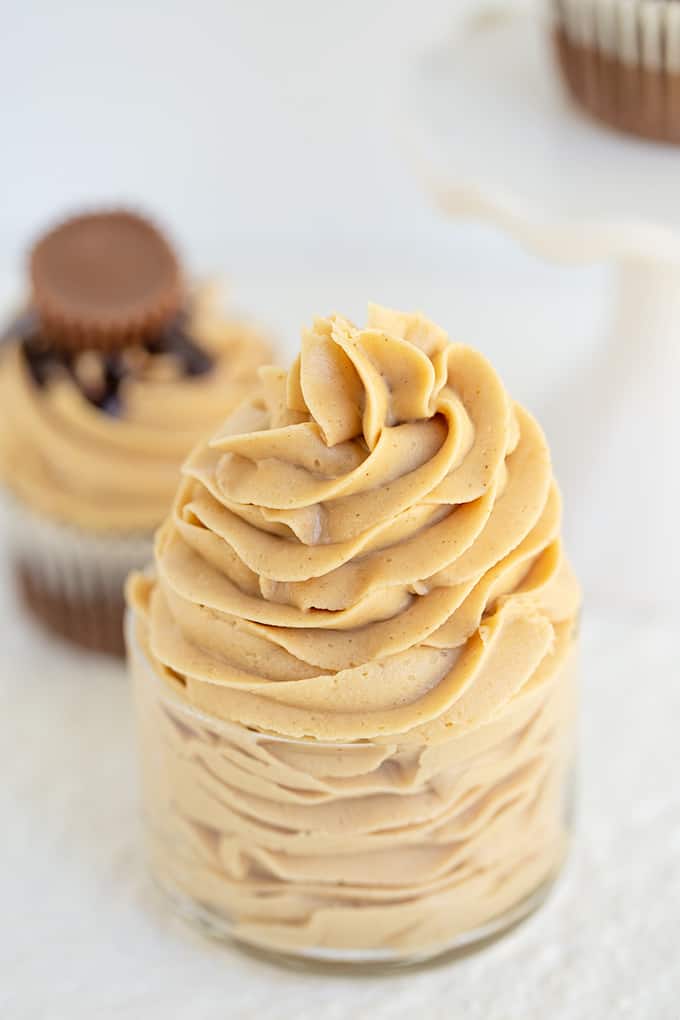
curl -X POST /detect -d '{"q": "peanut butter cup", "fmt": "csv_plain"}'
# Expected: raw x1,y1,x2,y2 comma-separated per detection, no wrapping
30,210,183,351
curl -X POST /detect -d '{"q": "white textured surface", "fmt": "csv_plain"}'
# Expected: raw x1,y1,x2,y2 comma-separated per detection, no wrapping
2,555,679,1019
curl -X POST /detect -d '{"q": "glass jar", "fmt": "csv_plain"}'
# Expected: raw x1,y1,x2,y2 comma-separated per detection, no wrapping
128,618,576,969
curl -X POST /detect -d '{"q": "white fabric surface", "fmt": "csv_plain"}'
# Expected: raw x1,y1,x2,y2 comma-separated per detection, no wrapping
2,567,680,1017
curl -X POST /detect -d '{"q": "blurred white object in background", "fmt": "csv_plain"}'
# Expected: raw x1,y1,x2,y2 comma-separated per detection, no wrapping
407,2,680,611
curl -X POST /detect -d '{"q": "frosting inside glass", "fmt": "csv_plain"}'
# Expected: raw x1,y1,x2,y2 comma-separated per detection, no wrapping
128,305,580,957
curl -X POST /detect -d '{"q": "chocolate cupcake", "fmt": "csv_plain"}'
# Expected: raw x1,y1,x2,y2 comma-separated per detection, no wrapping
552,0,680,143
0,210,270,656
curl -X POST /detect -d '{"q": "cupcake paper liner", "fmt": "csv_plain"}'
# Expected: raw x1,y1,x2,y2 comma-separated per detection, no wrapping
2,491,152,656
552,0,680,142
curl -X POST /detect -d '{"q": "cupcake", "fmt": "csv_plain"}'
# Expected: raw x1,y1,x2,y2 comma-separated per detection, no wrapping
0,210,270,656
552,0,680,142
127,305,581,965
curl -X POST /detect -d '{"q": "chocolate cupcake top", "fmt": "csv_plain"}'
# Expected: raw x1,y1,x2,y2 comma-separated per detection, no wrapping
0,211,271,533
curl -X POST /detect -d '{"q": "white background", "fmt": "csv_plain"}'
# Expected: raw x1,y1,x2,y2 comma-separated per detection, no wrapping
1,0,492,268
0,2,678,1018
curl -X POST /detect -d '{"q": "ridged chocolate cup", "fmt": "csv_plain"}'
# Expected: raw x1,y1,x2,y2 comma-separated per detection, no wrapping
30,210,183,351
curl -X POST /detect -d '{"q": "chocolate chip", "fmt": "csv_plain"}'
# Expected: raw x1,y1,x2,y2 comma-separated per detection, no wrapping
22,336,63,388
149,316,214,377
89,353,127,415
97,391,123,417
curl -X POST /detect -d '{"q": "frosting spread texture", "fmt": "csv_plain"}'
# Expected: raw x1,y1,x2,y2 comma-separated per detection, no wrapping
128,305,580,956
0,286,270,533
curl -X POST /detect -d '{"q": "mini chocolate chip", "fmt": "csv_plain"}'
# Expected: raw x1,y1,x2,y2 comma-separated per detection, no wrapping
22,337,63,388
97,391,123,417
151,316,214,377
91,353,128,414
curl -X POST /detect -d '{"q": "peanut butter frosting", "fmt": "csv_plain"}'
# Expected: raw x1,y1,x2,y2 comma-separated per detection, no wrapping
128,304,580,956
0,286,270,533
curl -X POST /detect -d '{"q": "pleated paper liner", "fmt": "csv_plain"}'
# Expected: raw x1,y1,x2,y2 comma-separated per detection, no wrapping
4,493,152,657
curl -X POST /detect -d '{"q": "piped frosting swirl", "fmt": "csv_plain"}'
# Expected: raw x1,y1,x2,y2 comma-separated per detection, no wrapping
130,305,580,744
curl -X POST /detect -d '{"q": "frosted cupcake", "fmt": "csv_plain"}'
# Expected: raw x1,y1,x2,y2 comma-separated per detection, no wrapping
127,305,581,965
0,210,270,655
552,0,680,142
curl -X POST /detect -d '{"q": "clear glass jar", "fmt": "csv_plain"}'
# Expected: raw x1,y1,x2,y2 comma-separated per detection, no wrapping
128,619,576,970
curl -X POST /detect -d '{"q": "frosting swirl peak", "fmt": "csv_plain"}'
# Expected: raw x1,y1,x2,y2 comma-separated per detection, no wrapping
131,305,579,744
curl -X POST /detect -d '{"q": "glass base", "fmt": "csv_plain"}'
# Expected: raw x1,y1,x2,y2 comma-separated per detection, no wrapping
153,863,565,974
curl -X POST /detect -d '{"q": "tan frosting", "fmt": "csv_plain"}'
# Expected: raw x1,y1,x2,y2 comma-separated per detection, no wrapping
128,305,580,957
0,286,270,533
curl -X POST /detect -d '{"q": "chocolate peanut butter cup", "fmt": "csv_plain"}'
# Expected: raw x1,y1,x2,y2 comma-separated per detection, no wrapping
30,210,183,351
